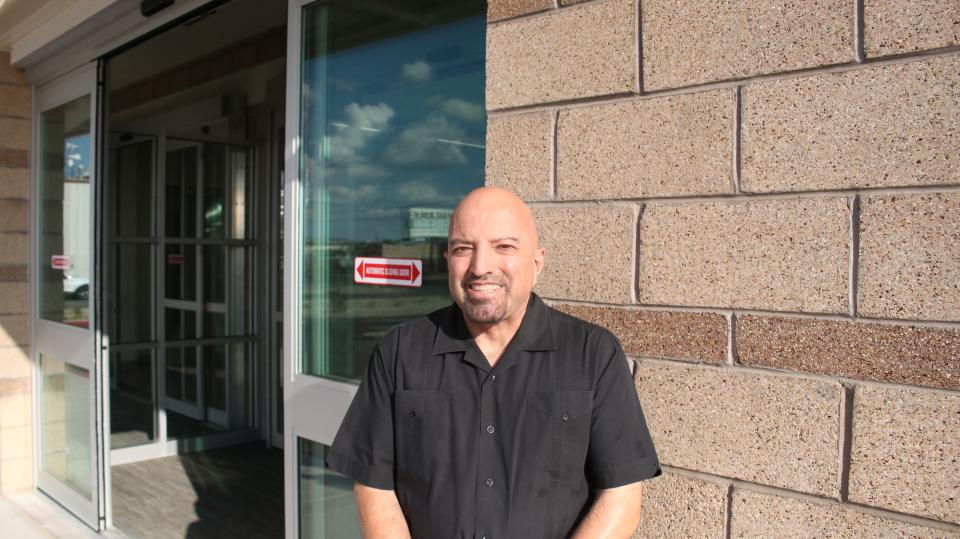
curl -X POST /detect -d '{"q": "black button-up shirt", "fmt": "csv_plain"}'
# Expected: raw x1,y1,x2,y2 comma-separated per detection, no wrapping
327,294,661,538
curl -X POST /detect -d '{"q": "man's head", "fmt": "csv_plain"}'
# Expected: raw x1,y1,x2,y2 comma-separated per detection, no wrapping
445,187,545,330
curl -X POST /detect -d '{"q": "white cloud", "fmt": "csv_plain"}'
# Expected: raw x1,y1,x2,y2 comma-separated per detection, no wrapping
328,102,394,164
401,60,432,82
385,115,469,167
438,98,484,121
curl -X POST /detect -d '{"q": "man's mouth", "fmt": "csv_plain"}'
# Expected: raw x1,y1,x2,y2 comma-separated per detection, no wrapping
468,283,501,292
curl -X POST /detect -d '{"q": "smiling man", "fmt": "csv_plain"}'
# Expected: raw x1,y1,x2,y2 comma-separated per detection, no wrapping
327,187,661,538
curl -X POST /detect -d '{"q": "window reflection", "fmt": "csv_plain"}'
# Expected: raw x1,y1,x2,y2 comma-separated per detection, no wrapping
300,0,486,380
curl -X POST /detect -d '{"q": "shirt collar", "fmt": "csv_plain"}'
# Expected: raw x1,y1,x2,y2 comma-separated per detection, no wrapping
432,293,556,356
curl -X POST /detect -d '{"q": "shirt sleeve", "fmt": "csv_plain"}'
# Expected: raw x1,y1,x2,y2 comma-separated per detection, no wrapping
585,334,661,489
325,342,397,490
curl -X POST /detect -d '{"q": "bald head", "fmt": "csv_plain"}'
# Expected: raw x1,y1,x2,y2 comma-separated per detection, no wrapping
445,187,545,331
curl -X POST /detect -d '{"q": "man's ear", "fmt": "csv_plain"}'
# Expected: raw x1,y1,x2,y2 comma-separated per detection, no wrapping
532,247,545,285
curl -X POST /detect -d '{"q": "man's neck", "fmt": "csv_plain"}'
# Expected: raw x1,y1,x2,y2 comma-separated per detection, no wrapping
465,301,530,368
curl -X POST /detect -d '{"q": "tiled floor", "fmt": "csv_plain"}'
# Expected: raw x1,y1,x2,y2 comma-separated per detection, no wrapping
111,444,284,539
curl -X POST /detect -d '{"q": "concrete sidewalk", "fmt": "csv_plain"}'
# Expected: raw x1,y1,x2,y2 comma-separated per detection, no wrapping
0,492,107,539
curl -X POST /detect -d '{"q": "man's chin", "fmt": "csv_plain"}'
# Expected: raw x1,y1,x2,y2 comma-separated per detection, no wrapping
462,301,507,325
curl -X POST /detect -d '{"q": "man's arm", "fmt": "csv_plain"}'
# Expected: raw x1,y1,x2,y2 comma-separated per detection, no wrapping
354,483,411,539
570,482,645,538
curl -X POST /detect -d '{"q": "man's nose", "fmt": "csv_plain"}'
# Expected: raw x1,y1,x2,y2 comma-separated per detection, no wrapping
469,244,494,276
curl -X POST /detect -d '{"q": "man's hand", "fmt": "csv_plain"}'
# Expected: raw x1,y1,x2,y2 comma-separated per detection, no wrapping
354,483,411,539
570,482,645,538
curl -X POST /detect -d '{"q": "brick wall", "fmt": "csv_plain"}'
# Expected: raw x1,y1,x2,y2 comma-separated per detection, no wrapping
0,51,32,493
486,0,959,535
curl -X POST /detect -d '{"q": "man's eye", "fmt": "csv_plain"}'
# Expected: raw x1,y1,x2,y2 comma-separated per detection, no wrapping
497,244,517,251
453,246,471,254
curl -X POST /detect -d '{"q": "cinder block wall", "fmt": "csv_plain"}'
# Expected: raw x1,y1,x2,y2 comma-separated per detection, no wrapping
0,51,33,493
485,0,959,535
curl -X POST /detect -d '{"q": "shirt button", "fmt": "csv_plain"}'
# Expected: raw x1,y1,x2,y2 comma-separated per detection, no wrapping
489,374,496,382
486,425,495,434
409,411,416,418
484,478,494,487
561,412,569,421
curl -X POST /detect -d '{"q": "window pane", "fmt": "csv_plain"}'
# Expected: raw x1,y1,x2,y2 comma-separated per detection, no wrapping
298,438,361,538
41,355,92,499
111,139,154,237
39,95,92,327
299,0,486,380
112,243,153,343
165,244,196,301
110,350,155,449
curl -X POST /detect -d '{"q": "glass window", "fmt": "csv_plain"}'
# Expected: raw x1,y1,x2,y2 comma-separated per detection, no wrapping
299,0,486,380
110,350,156,449
111,139,154,237
298,438,360,538
111,244,153,343
41,355,92,499
39,95,92,327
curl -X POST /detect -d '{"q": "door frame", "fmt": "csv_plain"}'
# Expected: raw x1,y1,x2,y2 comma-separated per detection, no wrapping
30,61,108,531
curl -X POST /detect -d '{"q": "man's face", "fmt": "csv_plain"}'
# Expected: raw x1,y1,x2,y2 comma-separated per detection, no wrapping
445,190,544,328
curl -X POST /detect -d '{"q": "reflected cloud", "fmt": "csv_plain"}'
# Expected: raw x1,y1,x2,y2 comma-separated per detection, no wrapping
329,102,394,165
401,60,432,81
434,97,484,122
385,115,470,166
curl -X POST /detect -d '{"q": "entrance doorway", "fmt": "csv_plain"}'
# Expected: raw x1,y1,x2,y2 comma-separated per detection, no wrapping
100,0,286,535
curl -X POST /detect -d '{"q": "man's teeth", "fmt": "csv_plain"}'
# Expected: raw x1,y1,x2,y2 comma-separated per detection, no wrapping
471,284,499,291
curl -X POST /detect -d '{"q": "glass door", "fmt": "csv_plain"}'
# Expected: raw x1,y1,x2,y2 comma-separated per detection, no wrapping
33,63,105,530
283,0,487,536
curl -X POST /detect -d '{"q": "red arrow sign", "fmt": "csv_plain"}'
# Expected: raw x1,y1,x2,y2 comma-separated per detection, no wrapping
354,257,422,288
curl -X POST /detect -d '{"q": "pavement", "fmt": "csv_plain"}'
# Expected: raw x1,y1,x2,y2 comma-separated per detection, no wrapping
0,492,107,539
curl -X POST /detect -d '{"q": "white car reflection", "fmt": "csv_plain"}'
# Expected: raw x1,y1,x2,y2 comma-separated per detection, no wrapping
63,274,89,299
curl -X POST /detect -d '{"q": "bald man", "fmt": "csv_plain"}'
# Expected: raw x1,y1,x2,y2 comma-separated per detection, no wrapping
327,187,660,538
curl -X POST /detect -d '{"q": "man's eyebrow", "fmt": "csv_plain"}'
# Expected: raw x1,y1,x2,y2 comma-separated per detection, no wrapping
490,236,520,243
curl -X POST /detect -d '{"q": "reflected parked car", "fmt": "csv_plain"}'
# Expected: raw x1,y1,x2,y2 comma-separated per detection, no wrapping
63,273,89,299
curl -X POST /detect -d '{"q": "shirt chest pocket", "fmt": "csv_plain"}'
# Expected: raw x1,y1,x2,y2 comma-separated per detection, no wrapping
394,390,451,482
523,390,594,478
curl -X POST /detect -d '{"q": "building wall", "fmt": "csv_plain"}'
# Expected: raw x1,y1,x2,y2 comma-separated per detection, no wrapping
0,50,33,493
485,0,959,536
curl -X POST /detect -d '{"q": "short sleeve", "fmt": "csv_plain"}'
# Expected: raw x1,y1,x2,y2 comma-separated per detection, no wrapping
325,343,397,489
585,335,661,488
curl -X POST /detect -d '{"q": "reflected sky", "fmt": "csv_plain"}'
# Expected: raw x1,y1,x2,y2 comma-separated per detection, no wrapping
302,8,486,243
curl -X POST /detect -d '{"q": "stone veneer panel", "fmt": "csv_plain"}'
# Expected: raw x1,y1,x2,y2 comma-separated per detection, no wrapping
0,283,28,315
557,90,733,200
0,118,29,152
859,193,960,321
487,0,635,109
487,0,554,22
742,56,960,192
0,348,29,380
635,361,842,497
0,52,26,85
0,85,29,119
634,473,727,538
0,316,28,347
0,168,29,199
849,386,960,524
533,205,635,303
737,315,960,390
642,0,852,90
485,112,553,201
864,0,960,57
732,488,955,538
0,233,28,265
555,304,727,363
638,198,849,313
0,199,28,232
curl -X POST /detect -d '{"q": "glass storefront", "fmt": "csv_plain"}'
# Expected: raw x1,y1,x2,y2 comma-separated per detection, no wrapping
299,0,487,381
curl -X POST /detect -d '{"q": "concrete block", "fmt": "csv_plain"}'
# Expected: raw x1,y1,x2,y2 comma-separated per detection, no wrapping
0,266,26,283
0,168,29,199
487,0,636,109
732,488,956,537
0,283,28,315
557,90,733,200
0,393,29,429
0,118,28,151
0,200,28,232
0,425,31,460
486,112,553,201
635,361,842,497
0,52,26,86
487,0,554,22
859,193,960,321
742,56,960,192
533,205,635,303
0,234,28,265
0,347,30,379
0,316,28,347
554,304,727,363
0,149,28,169
0,457,33,493
638,198,849,313
737,315,960,390
0,84,29,119
849,386,960,524
864,0,960,57
635,472,727,538
642,0,852,90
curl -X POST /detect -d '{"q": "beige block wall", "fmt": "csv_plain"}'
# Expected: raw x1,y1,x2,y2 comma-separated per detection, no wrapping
487,0,960,534
0,51,32,493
